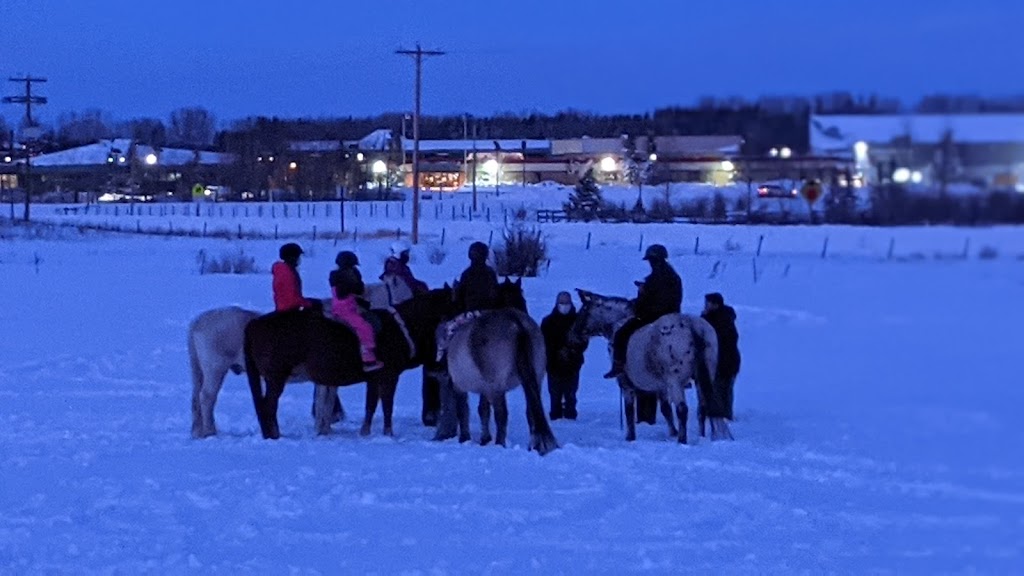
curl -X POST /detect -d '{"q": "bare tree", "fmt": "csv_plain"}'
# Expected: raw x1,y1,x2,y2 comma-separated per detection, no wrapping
168,107,215,148
56,109,112,145
120,118,167,145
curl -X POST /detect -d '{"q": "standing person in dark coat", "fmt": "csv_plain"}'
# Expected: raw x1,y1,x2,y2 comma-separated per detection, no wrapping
702,292,741,420
541,291,588,420
603,244,683,379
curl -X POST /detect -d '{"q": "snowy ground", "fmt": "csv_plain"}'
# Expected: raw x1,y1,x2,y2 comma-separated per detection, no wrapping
1,217,1023,574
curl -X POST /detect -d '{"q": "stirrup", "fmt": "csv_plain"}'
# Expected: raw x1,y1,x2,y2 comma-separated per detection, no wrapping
363,361,384,372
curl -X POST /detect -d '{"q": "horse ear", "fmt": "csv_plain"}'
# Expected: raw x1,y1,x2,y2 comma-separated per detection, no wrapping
443,282,450,290
576,288,591,302
514,277,522,287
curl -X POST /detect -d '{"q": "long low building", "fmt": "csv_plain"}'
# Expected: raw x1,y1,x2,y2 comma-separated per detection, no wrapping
810,114,1024,189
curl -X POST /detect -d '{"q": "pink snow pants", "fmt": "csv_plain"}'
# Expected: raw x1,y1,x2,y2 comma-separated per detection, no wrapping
331,292,377,363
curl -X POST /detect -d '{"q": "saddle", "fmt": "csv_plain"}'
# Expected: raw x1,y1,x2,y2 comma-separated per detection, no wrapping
435,310,483,361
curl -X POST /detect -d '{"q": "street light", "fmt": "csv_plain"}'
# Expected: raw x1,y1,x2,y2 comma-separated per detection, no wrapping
780,147,792,159
371,160,387,175
648,153,657,162
356,152,365,162
599,156,617,172
721,160,735,172
853,141,869,158
144,153,158,166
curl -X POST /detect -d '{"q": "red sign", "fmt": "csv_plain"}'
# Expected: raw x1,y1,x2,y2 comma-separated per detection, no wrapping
801,180,822,205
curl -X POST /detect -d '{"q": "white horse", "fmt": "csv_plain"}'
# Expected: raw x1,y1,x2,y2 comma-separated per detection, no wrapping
188,282,405,438
570,289,733,444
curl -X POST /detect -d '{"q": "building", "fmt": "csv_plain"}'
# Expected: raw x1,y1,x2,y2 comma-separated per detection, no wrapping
810,114,1024,188
398,135,746,190
16,139,235,201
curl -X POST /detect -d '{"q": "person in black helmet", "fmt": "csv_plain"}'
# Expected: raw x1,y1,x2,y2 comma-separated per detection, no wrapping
436,241,500,362
329,251,382,372
604,243,683,379
272,242,317,312
453,241,499,314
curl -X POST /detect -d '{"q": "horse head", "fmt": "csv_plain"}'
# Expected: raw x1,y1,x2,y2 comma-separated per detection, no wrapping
498,276,527,313
571,288,633,342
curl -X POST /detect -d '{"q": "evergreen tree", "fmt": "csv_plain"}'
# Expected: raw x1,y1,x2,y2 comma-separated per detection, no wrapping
564,168,604,222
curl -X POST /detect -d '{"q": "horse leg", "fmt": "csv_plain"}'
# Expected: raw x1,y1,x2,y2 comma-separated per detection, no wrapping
379,374,397,436
478,395,493,446
421,367,440,427
360,380,380,437
622,386,638,442
676,400,689,445
313,385,334,436
456,390,472,443
433,372,458,441
493,394,509,448
660,393,678,438
261,376,286,440
197,364,229,438
698,386,707,437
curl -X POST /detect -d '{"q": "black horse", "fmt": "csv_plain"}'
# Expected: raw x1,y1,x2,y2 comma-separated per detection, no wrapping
243,286,454,439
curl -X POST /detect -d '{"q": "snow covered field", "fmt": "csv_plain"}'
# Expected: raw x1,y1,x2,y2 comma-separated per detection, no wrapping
1,216,1023,574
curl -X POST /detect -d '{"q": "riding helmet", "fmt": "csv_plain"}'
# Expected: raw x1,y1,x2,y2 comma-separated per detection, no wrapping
279,242,304,263
468,241,489,263
336,251,359,267
390,240,411,257
642,244,669,262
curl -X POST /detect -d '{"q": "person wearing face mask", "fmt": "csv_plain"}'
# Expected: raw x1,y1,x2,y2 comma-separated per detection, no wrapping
540,291,588,420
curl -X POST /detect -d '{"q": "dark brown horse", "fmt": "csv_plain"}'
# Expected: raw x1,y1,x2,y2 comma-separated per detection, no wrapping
243,286,454,439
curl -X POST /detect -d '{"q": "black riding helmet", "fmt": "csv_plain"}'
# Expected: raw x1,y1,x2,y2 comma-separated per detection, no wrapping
279,242,304,264
335,251,359,268
642,244,669,262
468,241,489,263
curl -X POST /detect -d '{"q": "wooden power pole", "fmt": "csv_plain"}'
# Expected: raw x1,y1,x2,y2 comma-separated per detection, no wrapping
3,75,48,222
396,44,444,245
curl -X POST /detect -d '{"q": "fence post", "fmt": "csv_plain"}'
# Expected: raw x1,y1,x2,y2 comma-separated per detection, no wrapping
274,224,278,240
441,227,446,245
486,207,491,222
887,237,895,260
385,204,390,218
962,238,970,259
638,234,644,253
752,258,759,283
452,205,456,220
694,236,700,255
488,230,493,247
756,235,764,257
820,236,829,259
136,219,141,233
313,225,317,240
203,222,207,237
586,231,592,250
238,224,242,239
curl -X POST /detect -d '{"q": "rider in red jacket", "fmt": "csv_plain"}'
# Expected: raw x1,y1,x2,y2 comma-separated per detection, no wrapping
272,243,316,312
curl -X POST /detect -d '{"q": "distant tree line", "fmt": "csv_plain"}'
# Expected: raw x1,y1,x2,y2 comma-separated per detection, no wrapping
5,92,1024,158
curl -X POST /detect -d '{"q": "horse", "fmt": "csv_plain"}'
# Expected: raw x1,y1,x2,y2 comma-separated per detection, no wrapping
243,285,453,439
187,281,417,439
569,289,733,444
435,277,559,455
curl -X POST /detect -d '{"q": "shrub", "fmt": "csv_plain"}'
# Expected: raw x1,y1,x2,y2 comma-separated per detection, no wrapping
494,226,547,277
978,245,999,260
197,248,258,275
427,244,447,265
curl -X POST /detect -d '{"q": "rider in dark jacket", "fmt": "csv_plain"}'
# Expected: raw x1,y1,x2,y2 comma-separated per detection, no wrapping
604,244,683,379
454,241,499,314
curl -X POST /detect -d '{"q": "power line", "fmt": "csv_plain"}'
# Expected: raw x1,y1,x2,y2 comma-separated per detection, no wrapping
396,44,445,245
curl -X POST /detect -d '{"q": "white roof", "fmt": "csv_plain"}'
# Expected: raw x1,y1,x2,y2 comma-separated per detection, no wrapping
356,129,393,151
810,114,1024,152
402,139,551,153
28,139,234,167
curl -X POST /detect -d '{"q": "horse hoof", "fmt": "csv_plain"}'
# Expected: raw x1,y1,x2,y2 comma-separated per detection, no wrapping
625,433,637,442
458,434,472,444
422,412,438,427
529,434,559,456
480,436,492,446
359,426,372,437
383,427,394,437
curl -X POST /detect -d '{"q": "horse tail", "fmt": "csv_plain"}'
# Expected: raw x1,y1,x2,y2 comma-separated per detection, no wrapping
691,316,719,386
243,320,264,416
511,313,559,455
188,320,204,436
690,316,728,423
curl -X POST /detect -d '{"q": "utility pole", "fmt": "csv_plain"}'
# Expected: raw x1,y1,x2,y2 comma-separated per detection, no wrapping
3,75,48,222
396,44,445,245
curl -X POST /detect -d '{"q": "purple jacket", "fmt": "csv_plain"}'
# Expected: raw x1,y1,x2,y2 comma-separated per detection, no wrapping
381,257,428,294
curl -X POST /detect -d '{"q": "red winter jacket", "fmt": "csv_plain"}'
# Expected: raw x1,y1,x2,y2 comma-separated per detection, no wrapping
272,261,313,312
